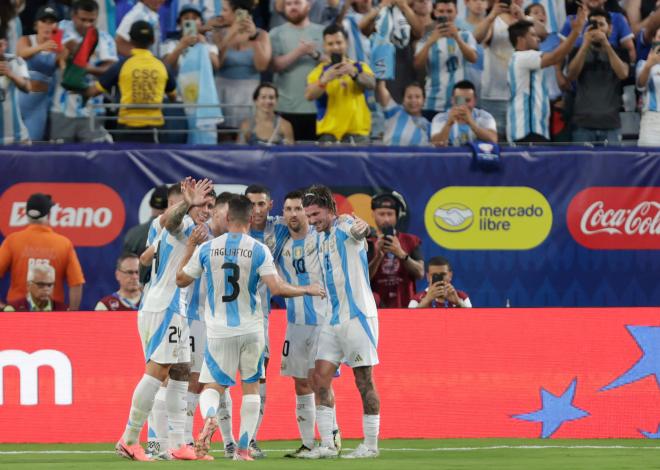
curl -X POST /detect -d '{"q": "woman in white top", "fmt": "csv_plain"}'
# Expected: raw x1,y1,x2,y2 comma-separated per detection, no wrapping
636,28,660,146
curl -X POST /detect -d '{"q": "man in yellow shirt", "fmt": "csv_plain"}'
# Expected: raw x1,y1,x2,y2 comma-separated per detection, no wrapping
305,23,375,143
85,21,177,142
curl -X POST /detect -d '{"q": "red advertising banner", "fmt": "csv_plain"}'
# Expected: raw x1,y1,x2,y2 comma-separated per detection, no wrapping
2,308,660,443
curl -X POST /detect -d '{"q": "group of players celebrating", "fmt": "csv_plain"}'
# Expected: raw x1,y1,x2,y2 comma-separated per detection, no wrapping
115,178,381,461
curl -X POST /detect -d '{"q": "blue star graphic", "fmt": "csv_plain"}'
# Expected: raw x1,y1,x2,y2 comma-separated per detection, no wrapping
601,326,660,392
640,425,660,439
513,378,590,438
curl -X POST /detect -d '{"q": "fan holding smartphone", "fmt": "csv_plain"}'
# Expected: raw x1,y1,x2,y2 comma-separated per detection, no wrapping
636,27,660,146
409,256,472,309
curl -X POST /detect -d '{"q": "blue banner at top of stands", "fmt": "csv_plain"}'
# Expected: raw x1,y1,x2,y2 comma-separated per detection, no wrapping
0,144,659,309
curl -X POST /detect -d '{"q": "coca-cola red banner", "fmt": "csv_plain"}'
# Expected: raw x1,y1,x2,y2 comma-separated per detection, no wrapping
2,309,660,443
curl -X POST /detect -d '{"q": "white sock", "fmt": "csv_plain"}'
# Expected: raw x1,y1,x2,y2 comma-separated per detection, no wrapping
121,374,162,445
363,414,380,451
147,387,168,454
316,405,334,449
253,382,266,442
238,394,261,450
296,393,316,449
166,379,189,449
199,388,220,419
217,389,235,445
332,404,339,433
184,392,199,444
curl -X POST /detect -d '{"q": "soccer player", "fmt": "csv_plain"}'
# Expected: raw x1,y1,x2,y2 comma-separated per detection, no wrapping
115,178,214,462
176,195,326,461
276,190,340,458
302,185,381,459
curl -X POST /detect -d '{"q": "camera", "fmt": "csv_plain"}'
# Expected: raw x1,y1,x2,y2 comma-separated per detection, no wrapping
330,52,343,65
182,19,197,37
437,16,448,25
500,0,511,6
235,8,249,21
382,225,395,239
432,272,445,285
653,41,660,54
455,95,467,106
588,19,599,30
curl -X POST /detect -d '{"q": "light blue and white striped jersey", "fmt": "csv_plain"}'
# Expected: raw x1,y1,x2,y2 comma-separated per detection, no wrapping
180,226,212,322
636,60,660,112
146,216,164,248
0,57,29,144
317,217,377,325
523,0,566,34
141,216,196,313
507,50,550,142
250,216,289,318
382,99,430,146
430,107,497,146
415,30,477,112
51,20,118,118
276,230,329,326
343,11,371,63
116,2,161,57
183,232,277,339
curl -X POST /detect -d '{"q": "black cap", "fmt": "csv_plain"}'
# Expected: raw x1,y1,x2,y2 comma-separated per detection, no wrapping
129,20,155,45
26,193,55,219
371,194,399,212
149,185,169,210
36,6,59,22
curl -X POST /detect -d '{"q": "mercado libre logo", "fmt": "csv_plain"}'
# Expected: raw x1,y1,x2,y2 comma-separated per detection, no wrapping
0,182,126,247
424,186,553,250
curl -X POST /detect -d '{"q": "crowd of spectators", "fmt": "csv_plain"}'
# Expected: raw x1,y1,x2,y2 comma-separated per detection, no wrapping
0,0,659,145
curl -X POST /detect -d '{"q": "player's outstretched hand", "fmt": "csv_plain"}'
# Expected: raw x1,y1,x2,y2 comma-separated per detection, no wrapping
184,177,214,207
308,283,327,299
351,212,371,237
188,224,208,247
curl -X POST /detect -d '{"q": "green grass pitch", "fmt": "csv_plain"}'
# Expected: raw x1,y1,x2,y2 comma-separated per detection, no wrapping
2,439,660,469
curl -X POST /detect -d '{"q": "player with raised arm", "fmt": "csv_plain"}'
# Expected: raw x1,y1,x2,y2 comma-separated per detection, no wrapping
115,178,214,462
302,185,381,459
176,195,326,461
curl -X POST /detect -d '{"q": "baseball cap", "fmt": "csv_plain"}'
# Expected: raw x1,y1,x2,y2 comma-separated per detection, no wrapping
149,185,169,210
371,194,399,211
129,20,155,45
26,193,55,219
178,4,204,21
36,6,59,22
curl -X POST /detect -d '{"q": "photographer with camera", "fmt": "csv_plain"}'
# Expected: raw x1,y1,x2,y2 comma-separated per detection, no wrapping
0,31,31,145
413,0,478,121
367,192,424,308
636,26,660,146
430,79,497,146
408,256,471,309
305,22,375,143
566,8,629,144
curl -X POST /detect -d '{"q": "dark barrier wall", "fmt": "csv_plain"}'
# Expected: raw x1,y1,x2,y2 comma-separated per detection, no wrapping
0,145,658,309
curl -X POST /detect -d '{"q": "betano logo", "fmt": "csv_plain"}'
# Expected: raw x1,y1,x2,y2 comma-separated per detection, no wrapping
424,186,553,249
0,183,125,247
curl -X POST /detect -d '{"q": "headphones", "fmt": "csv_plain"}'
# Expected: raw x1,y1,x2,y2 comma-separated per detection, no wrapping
371,190,408,221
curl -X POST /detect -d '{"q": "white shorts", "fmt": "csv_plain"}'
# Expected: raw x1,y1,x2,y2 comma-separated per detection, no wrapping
188,318,207,374
138,310,191,365
280,323,322,379
316,316,379,368
200,332,265,387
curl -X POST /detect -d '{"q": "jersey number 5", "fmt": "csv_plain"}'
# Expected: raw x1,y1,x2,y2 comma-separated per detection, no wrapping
222,262,240,302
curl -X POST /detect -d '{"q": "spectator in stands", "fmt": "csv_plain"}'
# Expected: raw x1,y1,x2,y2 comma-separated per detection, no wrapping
84,21,177,143
458,0,488,32
506,11,587,143
431,79,497,145
567,8,628,144
524,0,567,34
162,4,220,71
270,0,325,141
376,79,430,145
17,5,66,141
95,253,142,310
634,8,660,61
271,0,340,28
239,82,294,144
624,0,660,35
213,0,272,130
0,193,85,311
636,28,660,146
340,0,373,64
3,264,68,312
0,30,31,145
50,0,118,143
367,191,424,308
116,0,164,57
408,255,472,308
414,0,478,121
305,22,375,143
412,0,434,33
123,184,168,258
0,0,23,54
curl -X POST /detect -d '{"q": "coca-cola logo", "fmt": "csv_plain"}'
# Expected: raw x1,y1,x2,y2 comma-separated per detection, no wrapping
0,183,126,247
567,187,660,250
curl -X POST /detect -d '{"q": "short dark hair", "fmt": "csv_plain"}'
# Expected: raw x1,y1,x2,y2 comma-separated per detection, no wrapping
428,256,452,271
167,182,183,198
403,81,425,98
453,80,475,94
435,0,457,5
252,82,278,101
116,252,139,270
523,3,544,16
323,22,348,39
245,184,271,199
228,194,253,224
589,8,611,24
228,0,254,12
508,20,535,47
72,0,99,13
284,190,304,201
216,191,233,206
302,185,336,213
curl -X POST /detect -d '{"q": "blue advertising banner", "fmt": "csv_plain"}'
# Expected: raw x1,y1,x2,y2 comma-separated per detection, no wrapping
0,144,658,309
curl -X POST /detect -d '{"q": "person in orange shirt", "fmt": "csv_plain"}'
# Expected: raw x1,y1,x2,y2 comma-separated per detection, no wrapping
0,193,85,310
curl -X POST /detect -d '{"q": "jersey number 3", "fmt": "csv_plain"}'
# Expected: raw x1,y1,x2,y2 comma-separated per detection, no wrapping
222,262,240,302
